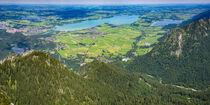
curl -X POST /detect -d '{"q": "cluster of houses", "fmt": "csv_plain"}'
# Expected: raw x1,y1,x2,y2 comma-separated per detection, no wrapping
0,22,47,34
6,28,47,34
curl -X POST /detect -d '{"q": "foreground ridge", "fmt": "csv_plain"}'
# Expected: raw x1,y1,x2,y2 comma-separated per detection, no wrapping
0,51,210,104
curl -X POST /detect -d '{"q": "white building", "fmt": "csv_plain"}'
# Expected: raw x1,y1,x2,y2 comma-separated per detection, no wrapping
122,58,130,62
80,63,86,66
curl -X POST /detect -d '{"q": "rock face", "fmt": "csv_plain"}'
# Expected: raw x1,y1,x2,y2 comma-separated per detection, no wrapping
128,18,210,89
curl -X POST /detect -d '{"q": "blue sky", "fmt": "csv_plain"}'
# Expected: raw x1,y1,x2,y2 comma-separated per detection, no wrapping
0,0,210,4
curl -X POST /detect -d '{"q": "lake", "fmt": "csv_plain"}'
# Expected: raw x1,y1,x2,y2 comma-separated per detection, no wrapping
12,47,25,54
55,15,139,31
151,19,183,26
22,16,46,20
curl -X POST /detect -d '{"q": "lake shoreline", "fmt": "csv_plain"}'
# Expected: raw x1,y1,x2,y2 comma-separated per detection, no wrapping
55,15,139,32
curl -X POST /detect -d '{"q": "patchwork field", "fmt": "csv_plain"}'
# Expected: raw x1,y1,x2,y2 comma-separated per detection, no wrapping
0,5,204,68
54,16,168,63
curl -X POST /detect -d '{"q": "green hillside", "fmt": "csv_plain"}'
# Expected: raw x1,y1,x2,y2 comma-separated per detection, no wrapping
0,90,11,105
0,4,210,105
127,18,210,90
0,51,210,104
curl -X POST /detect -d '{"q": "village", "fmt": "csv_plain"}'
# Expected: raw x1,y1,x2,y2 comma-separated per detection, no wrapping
0,22,48,34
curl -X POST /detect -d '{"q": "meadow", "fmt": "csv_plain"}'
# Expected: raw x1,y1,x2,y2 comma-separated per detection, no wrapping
0,5,206,69
54,17,167,63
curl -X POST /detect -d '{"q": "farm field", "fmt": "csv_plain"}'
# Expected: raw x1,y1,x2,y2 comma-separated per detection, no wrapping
54,17,170,63
52,7,206,66
0,4,208,70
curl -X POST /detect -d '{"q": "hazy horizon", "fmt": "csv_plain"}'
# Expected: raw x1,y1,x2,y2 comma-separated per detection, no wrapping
0,0,210,5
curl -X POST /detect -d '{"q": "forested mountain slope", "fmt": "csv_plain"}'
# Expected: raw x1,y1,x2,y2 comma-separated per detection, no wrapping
127,18,210,90
0,51,210,104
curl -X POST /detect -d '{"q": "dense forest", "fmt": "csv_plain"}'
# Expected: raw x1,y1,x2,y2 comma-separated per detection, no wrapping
127,17,210,90
0,51,210,104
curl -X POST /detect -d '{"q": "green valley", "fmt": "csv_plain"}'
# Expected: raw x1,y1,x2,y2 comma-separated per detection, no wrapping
0,5,208,71
0,4,210,105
